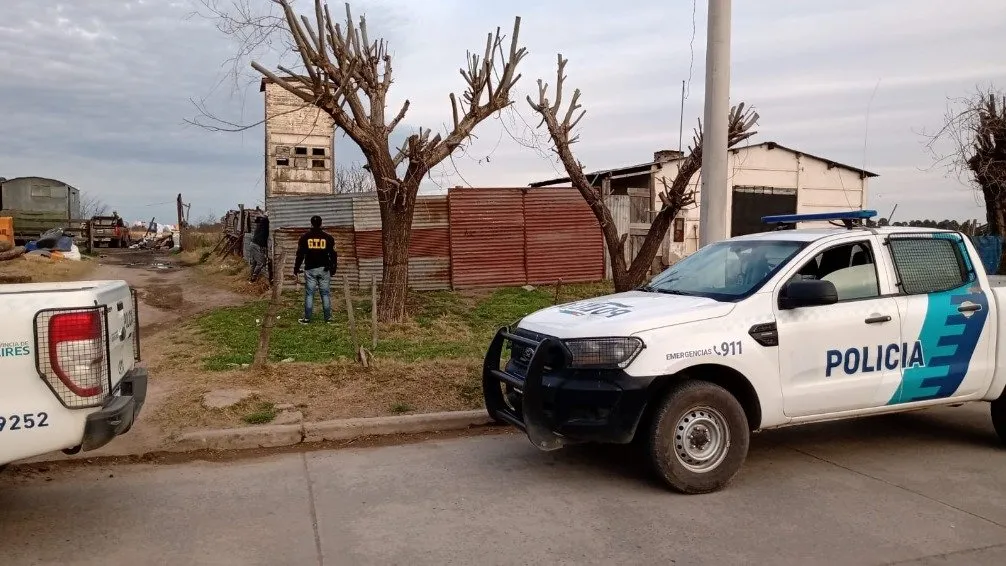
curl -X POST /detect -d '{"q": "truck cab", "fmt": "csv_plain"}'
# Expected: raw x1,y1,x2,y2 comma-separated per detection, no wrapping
483,210,1006,494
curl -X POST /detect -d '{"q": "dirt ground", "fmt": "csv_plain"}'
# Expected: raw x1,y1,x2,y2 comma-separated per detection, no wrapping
78,249,252,456
13,245,580,461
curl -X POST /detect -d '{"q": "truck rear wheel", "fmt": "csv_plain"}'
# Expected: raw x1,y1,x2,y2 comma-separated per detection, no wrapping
992,397,1006,445
648,380,750,494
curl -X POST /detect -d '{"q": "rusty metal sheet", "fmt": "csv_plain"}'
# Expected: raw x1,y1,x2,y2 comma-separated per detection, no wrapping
354,227,449,260
353,194,449,231
358,257,450,291
448,188,526,289
273,227,357,288
266,194,355,229
524,188,605,284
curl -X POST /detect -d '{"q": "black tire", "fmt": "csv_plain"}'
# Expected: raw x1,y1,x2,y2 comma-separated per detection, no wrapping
992,397,1006,446
648,380,750,494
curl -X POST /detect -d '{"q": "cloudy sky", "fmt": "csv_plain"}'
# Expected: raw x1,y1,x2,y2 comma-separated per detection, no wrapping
1,0,1004,225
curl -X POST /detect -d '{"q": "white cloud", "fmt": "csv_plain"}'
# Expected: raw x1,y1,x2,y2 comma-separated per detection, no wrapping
0,0,1003,225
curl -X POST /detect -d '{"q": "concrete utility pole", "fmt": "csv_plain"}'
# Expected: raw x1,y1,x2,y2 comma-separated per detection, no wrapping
698,0,731,247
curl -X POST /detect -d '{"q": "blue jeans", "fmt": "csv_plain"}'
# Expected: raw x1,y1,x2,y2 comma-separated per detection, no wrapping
303,267,332,321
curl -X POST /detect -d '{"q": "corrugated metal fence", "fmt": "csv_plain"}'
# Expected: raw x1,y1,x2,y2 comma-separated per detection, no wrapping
448,187,605,288
267,194,356,287
262,188,605,290
973,235,1003,275
354,195,451,291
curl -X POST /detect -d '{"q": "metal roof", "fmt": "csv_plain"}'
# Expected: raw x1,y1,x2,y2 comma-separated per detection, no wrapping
0,176,78,189
528,140,880,187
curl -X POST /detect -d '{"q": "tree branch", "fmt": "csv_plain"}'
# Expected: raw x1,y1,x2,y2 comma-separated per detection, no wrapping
528,52,759,288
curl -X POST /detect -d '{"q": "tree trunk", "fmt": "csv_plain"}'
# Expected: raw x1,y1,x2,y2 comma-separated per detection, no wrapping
376,178,418,323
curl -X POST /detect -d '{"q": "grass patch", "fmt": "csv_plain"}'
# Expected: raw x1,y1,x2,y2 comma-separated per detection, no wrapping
0,255,97,283
390,402,415,414
242,402,277,424
193,281,613,370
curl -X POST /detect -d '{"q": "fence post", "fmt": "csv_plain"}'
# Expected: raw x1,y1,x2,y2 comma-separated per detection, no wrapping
343,274,358,352
252,249,285,369
371,275,378,349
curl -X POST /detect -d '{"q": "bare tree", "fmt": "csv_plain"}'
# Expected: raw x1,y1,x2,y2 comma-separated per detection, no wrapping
79,192,108,220
923,85,1006,257
335,162,375,194
196,211,222,229
527,54,759,291
200,0,527,322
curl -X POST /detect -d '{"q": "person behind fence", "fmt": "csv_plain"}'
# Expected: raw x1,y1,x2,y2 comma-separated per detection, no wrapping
294,215,338,324
248,212,269,282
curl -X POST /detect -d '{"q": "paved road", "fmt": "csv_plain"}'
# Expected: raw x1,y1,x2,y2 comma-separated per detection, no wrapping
3,403,1006,566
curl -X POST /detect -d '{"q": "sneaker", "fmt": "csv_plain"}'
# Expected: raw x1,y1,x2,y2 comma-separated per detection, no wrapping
298,318,310,325
324,319,333,325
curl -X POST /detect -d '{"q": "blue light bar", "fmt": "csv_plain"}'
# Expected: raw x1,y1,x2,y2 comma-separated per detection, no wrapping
761,210,878,225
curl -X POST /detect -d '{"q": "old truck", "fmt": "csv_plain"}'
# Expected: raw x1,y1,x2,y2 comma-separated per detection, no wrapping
91,213,131,248
483,210,1006,494
0,280,147,471
0,176,82,244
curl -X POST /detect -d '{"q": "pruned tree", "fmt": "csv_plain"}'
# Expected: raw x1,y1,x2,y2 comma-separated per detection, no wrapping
527,54,759,291
335,162,376,194
923,85,1006,262
215,0,527,322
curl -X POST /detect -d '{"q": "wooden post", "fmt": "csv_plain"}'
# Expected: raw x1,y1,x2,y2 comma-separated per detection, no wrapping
87,221,94,255
343,274,358,352
553,278,563,305
371,275,378,349
176,193,184,251
252,249,285,369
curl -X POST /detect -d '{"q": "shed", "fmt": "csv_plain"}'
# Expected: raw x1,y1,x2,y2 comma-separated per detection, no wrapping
0,176,82,241
530,141,878,270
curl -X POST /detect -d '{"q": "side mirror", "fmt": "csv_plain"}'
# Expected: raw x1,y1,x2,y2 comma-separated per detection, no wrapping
779,279,838,310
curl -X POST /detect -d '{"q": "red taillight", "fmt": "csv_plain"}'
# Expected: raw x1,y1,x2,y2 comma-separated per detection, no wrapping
48,311,104,398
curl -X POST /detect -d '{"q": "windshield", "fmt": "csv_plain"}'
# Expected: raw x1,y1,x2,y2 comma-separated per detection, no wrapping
643,239,806,302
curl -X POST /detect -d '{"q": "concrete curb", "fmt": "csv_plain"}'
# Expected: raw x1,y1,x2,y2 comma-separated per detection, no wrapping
166,409,494,453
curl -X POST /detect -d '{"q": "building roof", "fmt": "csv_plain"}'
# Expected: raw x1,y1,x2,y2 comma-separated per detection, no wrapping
528,140,879,187
0,176,77,188
529,161,655,187
260,75,312,92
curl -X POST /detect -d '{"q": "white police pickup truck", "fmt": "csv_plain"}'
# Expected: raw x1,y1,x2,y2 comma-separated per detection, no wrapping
483,210,1006,494
0,280,147,470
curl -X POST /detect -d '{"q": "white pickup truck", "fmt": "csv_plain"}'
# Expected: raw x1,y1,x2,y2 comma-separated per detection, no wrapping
483,210,1006,494
0,280,147,470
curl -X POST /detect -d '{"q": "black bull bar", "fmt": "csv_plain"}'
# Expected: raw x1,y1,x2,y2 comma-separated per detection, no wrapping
482,326,568,451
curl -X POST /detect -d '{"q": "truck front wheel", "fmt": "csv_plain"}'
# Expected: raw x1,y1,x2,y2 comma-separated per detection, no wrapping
648,380,750,494
992,397,1006,445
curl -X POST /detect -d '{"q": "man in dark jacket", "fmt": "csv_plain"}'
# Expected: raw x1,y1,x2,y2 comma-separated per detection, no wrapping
248,213,269,282
294,215,338,324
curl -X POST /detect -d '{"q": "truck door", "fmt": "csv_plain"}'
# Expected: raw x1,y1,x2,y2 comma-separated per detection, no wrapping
885,233,994,404
775,235,904,417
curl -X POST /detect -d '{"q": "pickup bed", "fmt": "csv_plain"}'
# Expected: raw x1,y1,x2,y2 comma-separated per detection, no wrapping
483,211,1006,494
0,280,147,468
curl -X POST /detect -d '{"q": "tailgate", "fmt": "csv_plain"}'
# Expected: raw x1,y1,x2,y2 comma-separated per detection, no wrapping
93,282,140,390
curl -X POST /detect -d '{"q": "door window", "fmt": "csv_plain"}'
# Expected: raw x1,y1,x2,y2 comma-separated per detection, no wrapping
787,241,880,301
887,236,969,295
